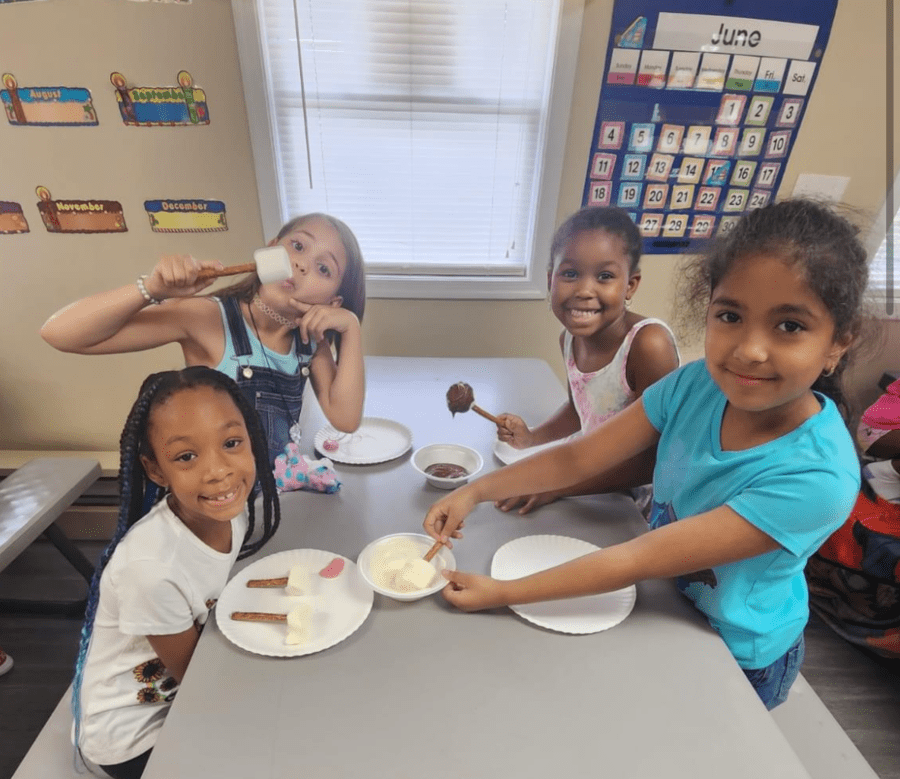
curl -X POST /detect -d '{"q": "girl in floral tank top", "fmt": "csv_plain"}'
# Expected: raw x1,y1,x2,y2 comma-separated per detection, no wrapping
495,206,680,515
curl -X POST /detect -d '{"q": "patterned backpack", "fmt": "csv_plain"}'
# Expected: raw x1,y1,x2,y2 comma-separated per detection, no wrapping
806,489,900,659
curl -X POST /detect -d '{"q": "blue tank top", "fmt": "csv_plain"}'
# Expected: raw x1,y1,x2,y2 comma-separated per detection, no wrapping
213,296,315,465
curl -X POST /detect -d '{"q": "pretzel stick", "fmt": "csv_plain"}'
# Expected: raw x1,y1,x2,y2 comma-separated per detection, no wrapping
423,540,443,563
196,262,256,281
471,404,501,425
231,611,287,623
246,577,288,588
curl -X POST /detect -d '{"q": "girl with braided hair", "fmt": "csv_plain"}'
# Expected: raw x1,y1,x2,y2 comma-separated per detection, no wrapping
72,366,280,778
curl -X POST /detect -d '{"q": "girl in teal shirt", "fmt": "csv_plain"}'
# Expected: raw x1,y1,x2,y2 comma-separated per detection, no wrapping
424,199,866,708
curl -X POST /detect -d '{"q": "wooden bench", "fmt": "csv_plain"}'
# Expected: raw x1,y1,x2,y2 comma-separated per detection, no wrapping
771,673,880,779
0,457,102,615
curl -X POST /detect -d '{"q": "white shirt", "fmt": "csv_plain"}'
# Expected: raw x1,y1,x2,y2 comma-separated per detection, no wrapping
77,498,247,765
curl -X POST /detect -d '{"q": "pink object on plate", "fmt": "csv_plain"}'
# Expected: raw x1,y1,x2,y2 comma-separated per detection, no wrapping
319,558,345,579
322,439,340,452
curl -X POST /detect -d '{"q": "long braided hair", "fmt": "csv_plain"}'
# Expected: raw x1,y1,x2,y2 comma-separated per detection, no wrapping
72,366,280,754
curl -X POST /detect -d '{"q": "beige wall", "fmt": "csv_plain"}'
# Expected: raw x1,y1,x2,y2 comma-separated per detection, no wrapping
1,0,898,451
1,0,266,449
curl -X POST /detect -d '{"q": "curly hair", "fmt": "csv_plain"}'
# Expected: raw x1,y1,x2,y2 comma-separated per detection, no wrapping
677,198,870,422
549,206,643,278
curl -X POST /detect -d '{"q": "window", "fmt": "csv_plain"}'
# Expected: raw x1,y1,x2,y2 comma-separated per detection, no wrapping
231,0,581,298
867,170,900,317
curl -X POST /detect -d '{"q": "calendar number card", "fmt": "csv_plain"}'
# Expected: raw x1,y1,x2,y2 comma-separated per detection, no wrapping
582,0,838,254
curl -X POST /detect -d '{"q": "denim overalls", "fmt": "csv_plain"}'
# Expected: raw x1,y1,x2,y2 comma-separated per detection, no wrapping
215,296,314,465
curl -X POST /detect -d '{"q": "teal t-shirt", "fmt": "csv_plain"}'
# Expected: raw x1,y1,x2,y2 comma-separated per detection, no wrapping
641,360,859,668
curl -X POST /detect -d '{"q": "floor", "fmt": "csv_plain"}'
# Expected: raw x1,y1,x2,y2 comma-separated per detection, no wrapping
0,540,898,779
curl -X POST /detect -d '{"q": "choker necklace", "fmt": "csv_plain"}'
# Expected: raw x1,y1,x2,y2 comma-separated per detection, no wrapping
252,294,296,328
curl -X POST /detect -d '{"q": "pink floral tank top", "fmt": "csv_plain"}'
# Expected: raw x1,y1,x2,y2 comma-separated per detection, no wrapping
564,318,679,434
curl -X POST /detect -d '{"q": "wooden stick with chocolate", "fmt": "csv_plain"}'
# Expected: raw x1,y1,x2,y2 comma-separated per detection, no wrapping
446,381,501,424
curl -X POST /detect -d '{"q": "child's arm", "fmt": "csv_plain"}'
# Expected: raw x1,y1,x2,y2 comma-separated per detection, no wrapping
497,322,680,513
146,622,202,684
863,428,900,459
294,302,365,432
626,322,680,396
440,503,780,611
497,397,581,449
498,330,580,448
425,398,661,545
494,446,656,515
39,255,223,359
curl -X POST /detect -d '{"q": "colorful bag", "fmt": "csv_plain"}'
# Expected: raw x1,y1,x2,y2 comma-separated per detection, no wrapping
272,443,341,494
806,490,900,658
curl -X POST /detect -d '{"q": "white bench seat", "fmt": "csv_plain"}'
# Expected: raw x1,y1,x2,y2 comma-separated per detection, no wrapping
13,685,79,779
0,457,102,614
771,673,880,779
11,684,108,779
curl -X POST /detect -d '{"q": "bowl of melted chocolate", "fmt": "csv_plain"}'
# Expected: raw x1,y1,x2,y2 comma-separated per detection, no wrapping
412,443,484,489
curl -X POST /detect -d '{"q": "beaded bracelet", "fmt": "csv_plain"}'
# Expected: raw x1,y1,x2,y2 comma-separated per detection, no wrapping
136,275,161,305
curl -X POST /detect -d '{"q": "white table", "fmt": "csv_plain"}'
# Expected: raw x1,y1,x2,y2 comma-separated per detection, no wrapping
144,357,811,779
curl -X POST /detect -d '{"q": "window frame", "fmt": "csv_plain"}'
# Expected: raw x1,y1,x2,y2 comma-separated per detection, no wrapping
866,167,900,316
230,0,584,300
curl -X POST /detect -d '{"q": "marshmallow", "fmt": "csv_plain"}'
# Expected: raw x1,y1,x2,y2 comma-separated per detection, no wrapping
285,602,313,645
252,245,292,284
370,538,439,593
286,565,310,596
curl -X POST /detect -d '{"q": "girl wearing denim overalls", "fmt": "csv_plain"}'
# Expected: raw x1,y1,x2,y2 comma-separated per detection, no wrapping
41,213,366,467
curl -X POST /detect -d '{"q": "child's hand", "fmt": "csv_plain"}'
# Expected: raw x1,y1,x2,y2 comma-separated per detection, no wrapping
289,301,360,345
494,490,561,515
144,254,222,300
423,488,474,547
496,413,534,449
441,569,509,611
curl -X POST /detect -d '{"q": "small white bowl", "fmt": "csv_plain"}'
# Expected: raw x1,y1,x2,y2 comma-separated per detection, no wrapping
357,533,456,601
411,443,484,489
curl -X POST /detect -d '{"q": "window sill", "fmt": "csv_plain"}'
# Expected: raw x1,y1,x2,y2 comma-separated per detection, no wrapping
365,275,548,300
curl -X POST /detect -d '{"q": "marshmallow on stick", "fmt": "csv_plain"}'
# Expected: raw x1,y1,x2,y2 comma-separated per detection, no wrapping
371,537,439,593
446,381,501,424
246,564,310,595
196,245,292,284
231,603,313,646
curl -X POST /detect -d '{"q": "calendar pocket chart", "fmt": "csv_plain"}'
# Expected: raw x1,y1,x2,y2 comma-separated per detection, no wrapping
582,0,838,254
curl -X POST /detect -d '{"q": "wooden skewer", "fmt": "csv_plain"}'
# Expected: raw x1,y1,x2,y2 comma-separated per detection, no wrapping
471,404,501,425
231,611,287,623
196,262,256,281
423,539,443,563
246,577,288,588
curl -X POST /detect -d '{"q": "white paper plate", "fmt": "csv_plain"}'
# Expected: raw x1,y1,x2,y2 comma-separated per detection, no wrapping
314,418,412,464
493,438,565,465
217,549,373,657
491,535,636,635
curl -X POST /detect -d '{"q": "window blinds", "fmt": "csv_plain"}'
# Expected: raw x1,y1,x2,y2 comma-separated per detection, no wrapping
255,0,559,277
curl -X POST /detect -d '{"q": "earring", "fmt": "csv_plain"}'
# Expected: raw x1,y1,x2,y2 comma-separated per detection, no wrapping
822,365,835,377
625,298,632,308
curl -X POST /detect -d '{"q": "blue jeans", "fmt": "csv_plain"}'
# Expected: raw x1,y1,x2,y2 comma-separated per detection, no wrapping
742,633,805,710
